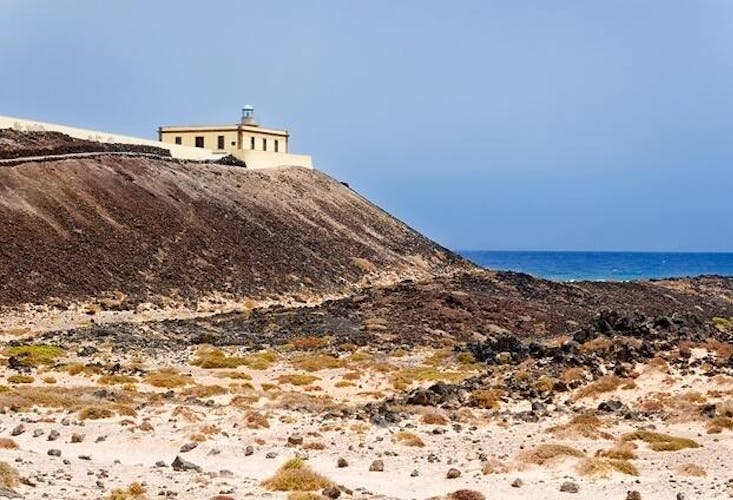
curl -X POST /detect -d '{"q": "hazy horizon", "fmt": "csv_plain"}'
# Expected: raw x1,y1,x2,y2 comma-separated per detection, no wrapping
2,1,732,252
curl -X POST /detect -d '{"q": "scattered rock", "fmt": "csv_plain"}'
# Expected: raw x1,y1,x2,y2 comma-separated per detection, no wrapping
369,460,384,472
10,425,24,436
446,468,461,479
32,429,44,438
180,442,198,453
626,491,642,500
70,433,85,443
47,430,60,441
288,434,304,446
322,486,341,499
560,481,579,493
0,486,22,499
512,478,523,488
410,469,419,477
171,455,202,473
244,446,254,456
47,449,61,457
337,457,348,468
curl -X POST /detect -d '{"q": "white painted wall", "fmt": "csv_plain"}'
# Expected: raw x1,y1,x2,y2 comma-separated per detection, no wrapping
0,115,219,161
235,149,313,170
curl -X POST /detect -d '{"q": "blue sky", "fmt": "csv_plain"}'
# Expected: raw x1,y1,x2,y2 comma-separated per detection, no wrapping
2,1,732,251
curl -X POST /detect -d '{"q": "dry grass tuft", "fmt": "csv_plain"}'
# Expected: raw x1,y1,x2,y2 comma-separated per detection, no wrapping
286,493,322,500
0,462,18,488
108,482,147,499
0,439,18,450
706,416,733,434
99,375,138,385
291,336,330,350
179,384,227,398
546,414,612,440
470,389,503,409
447,490,487,500
621,430,700,451
262,457,333,491
144,368,193,388
215,371,252,380
291,353,344,372
573,375,633,401
421,411,449,425
481,458,510,475
78,406,114,420
303,441,327,450
7,375,33,384
277,374,320,386
391,431,425,447
520,443,585,466
3,345,65,367
192,346,278,370
676,462,707,477
245,411,270,429
595,441,637,460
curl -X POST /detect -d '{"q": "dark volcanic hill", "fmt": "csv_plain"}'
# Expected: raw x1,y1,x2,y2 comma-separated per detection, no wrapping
0,131,463,308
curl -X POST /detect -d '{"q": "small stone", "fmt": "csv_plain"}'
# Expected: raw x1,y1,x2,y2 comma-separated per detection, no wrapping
676,494,686,500
207,448,220,456
32,429,44,438
95,435,107,443
62,459,71,465
369,460,384,472
10,425,24,436
446,468,461,479
265,452,277,459
78,455,91,461
337,457,348,468
244,446,254,456
47,430,60,441
322,486,341,499
180,442,198,453
512,478,524,488
0,486,22,498
560,481,579,493
288,434,304,446
171,455,202,472
410,469,419,477
47,449,61,457
70,433,85,443
626,491,642,500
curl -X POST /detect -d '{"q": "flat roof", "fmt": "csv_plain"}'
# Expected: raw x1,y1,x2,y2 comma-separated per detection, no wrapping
158,123,288,136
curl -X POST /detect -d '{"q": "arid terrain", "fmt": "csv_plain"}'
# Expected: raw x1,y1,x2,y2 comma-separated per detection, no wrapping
0,132,732,500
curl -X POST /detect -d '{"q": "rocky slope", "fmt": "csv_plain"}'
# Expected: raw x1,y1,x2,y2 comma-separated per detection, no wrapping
0,131,462,309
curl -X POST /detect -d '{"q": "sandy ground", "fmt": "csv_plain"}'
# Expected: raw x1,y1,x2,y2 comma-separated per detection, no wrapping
0,337,729,500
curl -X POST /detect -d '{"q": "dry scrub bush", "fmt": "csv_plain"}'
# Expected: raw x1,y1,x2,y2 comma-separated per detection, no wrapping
3,345,65,367
191,346,278,370
573,375,635,401
277,374,320,386
215,371,252,380
392,431,425,447
7,375,33,384
421,411,449,425
621,430,700,451
520,444,585,466
65,363,100,376
580,337,612,352
172,406,203,422
481,458,510,475
108,482,147,499
546,414,613,440
706,416,733,434
262,457,333,491
0,462,18,488
0,439,18,450
287,493,322,500
471,389,503,409
577,457,639,477
99,375,138,385
447,490,486,500
352,257,376,273
291,336,330,350
291,354,344,372
245,411,270,429
144,368,193,388
79,406,114,420
0,386,136,414
334,380,355,388
42,376,57,384
595,441,637,460
676,463,707,477
179,385,227,398
302,441,326,450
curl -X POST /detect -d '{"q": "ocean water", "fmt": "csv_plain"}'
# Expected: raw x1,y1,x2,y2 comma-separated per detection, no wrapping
459,251,733,282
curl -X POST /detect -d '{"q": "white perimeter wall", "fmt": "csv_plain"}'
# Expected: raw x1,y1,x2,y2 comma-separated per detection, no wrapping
0,115,218,161
235,149,313,170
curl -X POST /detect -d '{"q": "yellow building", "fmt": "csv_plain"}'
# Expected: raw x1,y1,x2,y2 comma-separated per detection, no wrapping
158,106,313,169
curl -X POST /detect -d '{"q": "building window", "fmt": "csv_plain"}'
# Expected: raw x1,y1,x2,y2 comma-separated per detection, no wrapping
263,138,267,151
274,139,279,152
174,136,182,145
195,136,205,148
217,135,225,150
250,137,255,150
231,141,236,146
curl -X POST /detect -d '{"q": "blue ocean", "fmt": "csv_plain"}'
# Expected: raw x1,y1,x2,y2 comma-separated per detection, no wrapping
459,251,733,282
